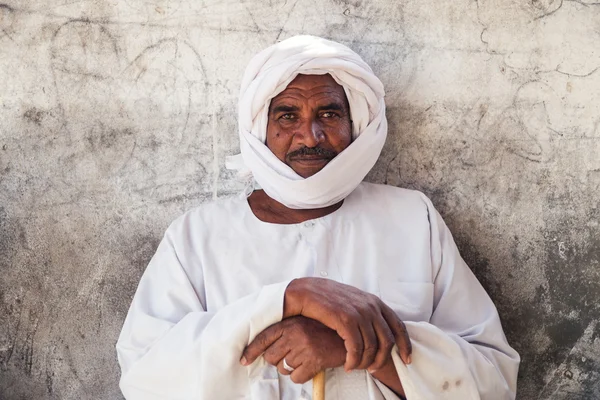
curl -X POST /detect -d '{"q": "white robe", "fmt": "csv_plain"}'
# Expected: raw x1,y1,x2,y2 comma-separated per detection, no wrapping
116,182,520,399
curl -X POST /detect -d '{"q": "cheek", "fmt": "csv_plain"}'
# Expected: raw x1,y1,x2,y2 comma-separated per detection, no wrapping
342,125,352,145
328,120,352,149
266,125,293,161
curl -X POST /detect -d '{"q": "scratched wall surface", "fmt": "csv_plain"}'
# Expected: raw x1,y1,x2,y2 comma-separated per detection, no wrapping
0,0,598,398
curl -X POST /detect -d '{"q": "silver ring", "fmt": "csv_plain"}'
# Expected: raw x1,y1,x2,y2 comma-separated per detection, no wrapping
282,358,295,372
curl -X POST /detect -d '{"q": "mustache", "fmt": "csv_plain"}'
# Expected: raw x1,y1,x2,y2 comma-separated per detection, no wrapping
287,146,337,159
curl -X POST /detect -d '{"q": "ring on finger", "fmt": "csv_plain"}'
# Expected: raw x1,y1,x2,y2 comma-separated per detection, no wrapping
282,358,295,372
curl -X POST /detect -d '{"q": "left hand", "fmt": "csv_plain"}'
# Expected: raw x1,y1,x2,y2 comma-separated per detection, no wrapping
282,278,411,371
241,316,346,384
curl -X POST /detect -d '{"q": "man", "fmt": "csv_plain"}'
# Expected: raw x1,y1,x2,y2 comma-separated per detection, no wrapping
116,36,519,399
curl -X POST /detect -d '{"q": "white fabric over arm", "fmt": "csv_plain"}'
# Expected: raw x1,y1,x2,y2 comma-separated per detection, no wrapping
389,195,520,400
116,220,291,400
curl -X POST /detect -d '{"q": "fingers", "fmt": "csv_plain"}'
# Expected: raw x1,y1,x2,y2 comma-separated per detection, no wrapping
241,323,283,365
337,315,364,371
289,363,319,385
355,320,378,370
275,353,294,376
381,304,412,364
367,317,395,372
276,350,315,384
263,336,291,367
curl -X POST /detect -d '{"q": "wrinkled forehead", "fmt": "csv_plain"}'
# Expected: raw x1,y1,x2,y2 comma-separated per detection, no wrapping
269,73,350,109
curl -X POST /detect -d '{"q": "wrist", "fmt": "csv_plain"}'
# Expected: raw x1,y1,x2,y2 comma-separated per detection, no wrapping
369,356,395,377
370,358,405,397
283,278,306,318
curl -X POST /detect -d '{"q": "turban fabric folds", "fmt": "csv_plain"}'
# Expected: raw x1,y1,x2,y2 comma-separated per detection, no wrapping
228,35,388,209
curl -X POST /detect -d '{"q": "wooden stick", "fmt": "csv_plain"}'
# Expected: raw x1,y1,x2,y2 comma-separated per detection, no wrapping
313,370,326,400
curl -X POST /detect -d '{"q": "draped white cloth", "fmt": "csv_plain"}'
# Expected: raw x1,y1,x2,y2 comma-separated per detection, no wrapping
116,183,520,399
227,35,388,209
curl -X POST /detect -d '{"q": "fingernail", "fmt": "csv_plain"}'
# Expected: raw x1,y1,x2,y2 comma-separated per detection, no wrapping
240,357,248,366
368,368,377,374
406,355,412,364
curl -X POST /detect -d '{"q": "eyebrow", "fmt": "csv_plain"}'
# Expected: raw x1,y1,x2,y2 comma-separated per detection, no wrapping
270,102,346,115
270,104,300,115
317,103,345,112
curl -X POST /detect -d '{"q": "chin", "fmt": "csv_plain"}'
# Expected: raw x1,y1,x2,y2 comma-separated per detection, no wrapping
290,160,330,178
294,167,325,178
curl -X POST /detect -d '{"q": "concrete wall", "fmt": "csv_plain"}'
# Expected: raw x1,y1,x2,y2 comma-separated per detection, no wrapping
1,0,599,398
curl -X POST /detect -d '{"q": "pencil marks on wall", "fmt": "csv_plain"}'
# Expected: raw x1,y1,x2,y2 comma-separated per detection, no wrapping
122,0,184,16
0,3,16,42
46,17,212,206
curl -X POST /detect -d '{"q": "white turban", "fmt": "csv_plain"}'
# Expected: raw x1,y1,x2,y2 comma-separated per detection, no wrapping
227,35,387,209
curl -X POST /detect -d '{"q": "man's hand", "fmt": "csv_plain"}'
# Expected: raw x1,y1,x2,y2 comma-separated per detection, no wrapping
283,278,412,372
241,316,346,384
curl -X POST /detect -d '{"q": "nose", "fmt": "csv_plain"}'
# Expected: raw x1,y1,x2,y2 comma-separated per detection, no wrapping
296,119,325,148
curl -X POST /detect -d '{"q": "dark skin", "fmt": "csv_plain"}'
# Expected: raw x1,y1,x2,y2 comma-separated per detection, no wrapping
242,74,409,397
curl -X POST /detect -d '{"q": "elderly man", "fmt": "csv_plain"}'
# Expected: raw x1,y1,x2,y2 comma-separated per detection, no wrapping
116,36,519,399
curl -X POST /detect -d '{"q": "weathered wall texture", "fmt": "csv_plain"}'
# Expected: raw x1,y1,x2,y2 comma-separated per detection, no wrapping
0,0,598,398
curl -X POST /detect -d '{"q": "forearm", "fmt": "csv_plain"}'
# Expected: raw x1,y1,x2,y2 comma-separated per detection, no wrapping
370,358,406,399
118,280,292,399
282,277,307,318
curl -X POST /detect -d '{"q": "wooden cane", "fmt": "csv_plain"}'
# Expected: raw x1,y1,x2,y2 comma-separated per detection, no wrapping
313,370,326,400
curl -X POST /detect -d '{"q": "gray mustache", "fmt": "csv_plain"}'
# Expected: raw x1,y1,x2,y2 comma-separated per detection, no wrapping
287,147,337,159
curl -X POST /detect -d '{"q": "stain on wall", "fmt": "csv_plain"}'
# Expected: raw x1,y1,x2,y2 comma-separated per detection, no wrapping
0,0,598,398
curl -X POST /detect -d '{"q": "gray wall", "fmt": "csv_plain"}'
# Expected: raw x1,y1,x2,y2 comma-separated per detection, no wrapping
1,0,599,398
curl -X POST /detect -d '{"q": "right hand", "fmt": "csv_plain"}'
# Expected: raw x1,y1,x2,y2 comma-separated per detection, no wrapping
241,316,346,384
283,278,412,372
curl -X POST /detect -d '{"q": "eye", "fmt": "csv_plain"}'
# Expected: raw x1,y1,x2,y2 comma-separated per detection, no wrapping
321,111,338,118
279,113,295,120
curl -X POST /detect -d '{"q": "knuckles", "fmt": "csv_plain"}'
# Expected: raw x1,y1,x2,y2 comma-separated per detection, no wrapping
338,300,382,326
339,310,362,326
313,355,324,367
381,338,394,353
263,352,279,365
290,374,307,384
347,345,363,355
362,345,378,356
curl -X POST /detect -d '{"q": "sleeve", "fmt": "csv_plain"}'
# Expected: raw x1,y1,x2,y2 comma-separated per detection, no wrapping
115,219,291,400
387,194,520,400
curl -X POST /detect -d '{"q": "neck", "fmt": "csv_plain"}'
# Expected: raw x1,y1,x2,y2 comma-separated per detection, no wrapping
247,190,343,224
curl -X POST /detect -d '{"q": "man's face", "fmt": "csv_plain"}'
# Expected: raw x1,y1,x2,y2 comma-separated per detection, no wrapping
266,74,352,178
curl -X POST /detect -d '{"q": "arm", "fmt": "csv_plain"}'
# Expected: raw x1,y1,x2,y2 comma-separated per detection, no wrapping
386,195,520,399
242,278,411,397
370,359,406,398
240,317,407,397
116,221,291,400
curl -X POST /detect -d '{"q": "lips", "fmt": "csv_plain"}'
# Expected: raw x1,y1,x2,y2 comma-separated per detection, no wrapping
289,156,333,166
286,146,337,161
291,155,331,161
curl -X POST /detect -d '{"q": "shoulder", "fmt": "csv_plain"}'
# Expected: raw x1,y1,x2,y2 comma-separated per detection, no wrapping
350,182,433,214
165,194,248,238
